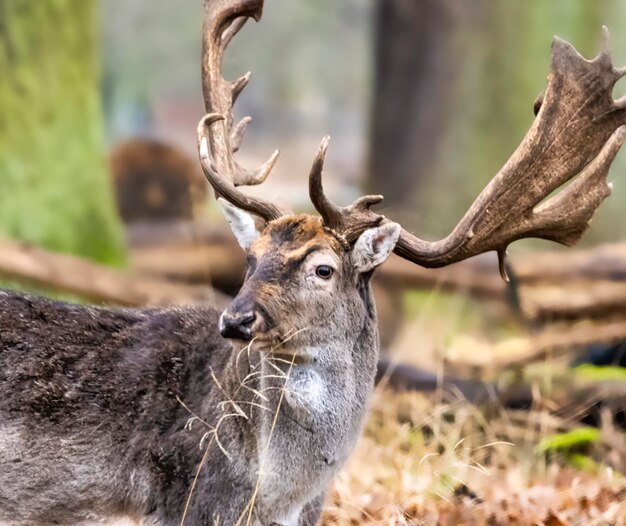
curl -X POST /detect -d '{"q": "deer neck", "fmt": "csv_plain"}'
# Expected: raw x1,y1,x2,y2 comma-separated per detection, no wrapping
260,304,378,410
234,310,379,520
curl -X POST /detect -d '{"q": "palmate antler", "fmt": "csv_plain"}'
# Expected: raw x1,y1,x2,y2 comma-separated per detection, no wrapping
199,1,626,279
392,29,626,277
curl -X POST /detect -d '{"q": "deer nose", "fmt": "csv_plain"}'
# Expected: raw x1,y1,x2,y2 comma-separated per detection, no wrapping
220,311,256,340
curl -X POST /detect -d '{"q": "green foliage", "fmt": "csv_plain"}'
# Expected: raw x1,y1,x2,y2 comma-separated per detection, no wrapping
567,453,601,473
537,428,608,475
573,364,626,382
536,427,600,455
0,0,125,265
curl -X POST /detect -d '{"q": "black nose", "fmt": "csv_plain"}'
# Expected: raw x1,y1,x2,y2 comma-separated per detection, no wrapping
220,311,256,340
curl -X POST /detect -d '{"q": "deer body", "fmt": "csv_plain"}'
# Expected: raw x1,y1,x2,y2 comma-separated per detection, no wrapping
0,291,236,525
0,215,392,526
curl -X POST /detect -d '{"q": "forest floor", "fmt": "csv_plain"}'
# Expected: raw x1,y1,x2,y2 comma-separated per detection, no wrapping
321,388,626,526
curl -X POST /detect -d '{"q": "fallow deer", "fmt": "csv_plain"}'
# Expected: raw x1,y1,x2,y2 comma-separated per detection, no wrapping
2,0,626,524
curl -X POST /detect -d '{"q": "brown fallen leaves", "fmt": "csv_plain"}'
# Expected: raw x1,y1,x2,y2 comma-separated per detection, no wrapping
321,390,626,526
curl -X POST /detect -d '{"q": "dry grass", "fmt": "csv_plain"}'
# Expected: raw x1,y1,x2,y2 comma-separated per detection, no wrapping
322,389,626,526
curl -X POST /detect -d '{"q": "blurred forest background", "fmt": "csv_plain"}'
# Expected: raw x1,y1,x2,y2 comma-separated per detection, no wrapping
3,0,626,265
2,1,626,523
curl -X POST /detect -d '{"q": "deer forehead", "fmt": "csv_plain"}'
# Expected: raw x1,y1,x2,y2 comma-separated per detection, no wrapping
250,214,344,261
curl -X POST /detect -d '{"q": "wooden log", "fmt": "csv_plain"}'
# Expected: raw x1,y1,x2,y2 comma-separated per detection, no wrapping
512,244,626,321
515,243,626,284
519,280,626,322
379,253,506,300
376,356,626,428
0,239,229,308
128,220,245,294
131,243,246,292
445,318,626,370
126,220,235,248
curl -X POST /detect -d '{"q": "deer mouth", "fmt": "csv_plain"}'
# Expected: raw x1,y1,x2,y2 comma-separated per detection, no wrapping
246,326,310,356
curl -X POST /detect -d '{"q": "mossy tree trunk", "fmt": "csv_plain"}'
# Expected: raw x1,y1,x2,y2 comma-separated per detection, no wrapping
0,0,125,265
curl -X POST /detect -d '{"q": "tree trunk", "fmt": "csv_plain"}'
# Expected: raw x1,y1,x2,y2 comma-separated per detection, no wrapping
0,0,125,265
366,0,461,213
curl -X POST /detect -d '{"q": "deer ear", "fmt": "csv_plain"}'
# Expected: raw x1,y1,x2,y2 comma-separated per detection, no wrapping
218,198,260,250
352,222,401,273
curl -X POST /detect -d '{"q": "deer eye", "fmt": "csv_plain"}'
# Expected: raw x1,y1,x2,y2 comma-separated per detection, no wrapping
315,265,334,279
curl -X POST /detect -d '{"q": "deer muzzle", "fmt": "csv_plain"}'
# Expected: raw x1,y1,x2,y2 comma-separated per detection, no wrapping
219,309,257,341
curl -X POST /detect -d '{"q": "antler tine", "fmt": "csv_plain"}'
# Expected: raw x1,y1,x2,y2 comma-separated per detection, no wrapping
200,0,289,222
308,136,387,243
231,116,251,153
308,136,342,226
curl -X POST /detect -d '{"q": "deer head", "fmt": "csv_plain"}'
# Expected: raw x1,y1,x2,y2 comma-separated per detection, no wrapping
198,0,626,352
216,204,400,350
